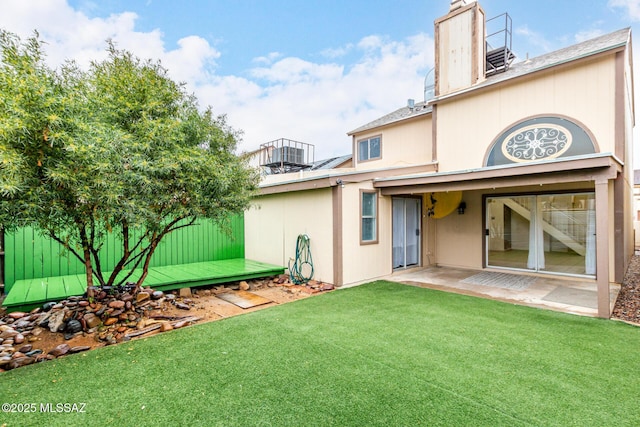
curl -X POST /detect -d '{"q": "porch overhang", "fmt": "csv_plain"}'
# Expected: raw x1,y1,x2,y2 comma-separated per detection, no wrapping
373,153,622,319
373,153,622,195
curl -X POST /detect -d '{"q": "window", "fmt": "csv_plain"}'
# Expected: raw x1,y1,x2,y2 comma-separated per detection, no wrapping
361,190,378,244
358,136,381,162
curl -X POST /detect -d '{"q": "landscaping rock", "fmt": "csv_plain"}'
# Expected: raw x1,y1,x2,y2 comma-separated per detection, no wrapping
8,356,35,370
104,318,118,326
174,302,190,310
0,274,316,372
18,344,33,353
173,320,189,329
49,344,70,357
8,311,27,319
136,292,150,303
42,302,56,312
65,320,83,334
108,300,125,309
84,313,101,329
0,329,18,339
47,310,67,333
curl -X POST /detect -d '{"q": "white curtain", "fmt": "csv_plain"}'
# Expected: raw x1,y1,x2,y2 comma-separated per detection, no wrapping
527,197,545,270
585,198,596,275
392,199,404,268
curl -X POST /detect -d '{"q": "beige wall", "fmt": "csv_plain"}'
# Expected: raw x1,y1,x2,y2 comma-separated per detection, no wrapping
340,182,393,284
433,191,483,269
623,47,636,271
354,116,433,171
245,189,334,283
436,55,617,172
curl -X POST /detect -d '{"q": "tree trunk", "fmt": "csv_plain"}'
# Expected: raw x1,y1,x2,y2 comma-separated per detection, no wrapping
78,226,95,297
135,233,159,291
106,222,131,287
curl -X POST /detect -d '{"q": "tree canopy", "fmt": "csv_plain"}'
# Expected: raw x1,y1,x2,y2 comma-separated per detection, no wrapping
0,31,259,292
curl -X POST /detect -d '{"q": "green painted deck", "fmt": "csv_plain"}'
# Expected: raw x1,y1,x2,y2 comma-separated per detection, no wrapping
2,258,285,310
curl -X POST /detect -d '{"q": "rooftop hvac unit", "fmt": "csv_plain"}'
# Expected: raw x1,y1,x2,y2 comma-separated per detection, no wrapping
272,146,305,165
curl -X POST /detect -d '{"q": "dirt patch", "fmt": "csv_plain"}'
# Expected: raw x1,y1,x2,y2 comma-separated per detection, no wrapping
0,277,332,371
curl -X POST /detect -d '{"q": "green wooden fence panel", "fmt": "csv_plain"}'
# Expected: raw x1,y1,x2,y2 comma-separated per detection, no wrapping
2,216,244,293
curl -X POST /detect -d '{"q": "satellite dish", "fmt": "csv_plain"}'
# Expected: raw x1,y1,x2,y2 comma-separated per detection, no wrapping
425,191,463,219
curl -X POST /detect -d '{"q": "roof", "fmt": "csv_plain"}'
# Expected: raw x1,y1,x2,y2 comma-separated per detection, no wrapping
438,27,631,101
349,27,630,135
310,154,352,170
348,101,433,135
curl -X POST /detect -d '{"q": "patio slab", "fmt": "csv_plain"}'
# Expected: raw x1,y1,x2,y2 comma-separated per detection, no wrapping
387,266,620,318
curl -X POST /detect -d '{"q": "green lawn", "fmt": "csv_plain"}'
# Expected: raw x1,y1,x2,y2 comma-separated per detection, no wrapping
2,281,639,426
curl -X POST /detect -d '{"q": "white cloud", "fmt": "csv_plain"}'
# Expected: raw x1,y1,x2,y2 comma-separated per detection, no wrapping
252,52,282,65
609,0,640,21
0,0,434,159
321,44,354,59
211,32,434,157
515,25,555,53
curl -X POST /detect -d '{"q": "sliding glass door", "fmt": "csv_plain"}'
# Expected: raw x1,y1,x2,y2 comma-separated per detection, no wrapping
393,198,421,269
486,193,595,276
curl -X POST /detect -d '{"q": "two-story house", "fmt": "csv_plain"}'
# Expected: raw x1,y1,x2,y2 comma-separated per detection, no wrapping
245,0,635,318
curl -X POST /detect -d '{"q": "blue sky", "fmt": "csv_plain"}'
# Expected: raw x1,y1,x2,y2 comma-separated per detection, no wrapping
1,0,639,161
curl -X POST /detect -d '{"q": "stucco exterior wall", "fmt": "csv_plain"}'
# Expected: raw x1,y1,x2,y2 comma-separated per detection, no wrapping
354,116,432,171
623,46,636,270
435,55,617,173
341,182,392,284
245,188,334,283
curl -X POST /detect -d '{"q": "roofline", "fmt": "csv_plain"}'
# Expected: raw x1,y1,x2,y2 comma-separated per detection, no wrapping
429,32,629,105
257,162,438,195
347,105,432,136
374,153,623,194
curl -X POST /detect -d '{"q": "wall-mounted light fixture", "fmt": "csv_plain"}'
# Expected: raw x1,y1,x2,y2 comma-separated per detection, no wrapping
457,201,466,215
336,178,345,188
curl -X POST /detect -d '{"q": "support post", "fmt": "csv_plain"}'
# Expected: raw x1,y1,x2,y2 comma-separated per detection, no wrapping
595,180,611,318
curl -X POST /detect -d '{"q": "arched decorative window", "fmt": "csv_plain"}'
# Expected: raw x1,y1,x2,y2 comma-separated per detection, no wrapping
485,116,597,167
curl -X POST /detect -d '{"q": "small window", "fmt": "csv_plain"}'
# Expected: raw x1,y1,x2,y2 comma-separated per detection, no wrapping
361,190,378,244
358,136,381,162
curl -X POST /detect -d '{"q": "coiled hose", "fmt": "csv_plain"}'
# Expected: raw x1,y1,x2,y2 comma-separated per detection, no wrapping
288,234,314,284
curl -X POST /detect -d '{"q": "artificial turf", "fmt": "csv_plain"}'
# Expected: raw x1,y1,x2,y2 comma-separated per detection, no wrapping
1,281,639,426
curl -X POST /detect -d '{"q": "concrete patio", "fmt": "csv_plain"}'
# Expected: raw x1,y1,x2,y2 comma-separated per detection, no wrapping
387,266,620,318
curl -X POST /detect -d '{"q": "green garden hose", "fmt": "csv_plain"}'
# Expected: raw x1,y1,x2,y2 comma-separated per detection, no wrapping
288,234,314,284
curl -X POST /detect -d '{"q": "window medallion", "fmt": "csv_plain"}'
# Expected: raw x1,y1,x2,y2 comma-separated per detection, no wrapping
501,123,572,162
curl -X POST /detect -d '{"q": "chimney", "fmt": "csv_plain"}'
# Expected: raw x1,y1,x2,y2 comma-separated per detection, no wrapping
434,1,486,96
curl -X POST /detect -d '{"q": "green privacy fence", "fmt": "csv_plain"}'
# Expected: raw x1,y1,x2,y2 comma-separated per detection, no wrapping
1,216,244,294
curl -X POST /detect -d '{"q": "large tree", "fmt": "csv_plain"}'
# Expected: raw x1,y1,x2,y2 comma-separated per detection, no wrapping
0,31,258,293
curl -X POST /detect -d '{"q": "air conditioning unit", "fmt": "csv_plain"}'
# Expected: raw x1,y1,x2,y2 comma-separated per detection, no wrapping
272,146,305,165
